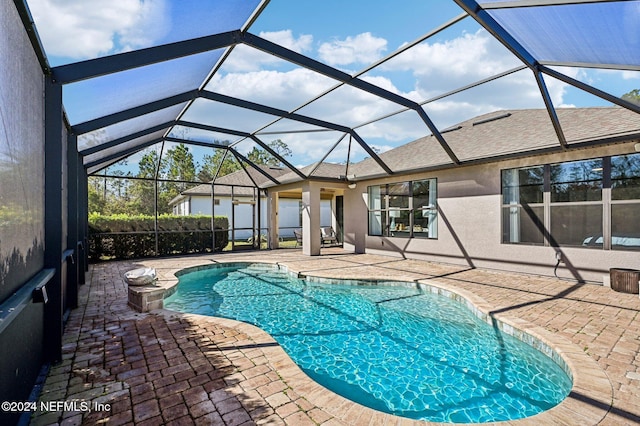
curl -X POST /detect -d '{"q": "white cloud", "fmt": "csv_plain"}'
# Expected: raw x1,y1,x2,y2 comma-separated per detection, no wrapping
28,0,168,59
360,29,587,129
260,30,313,53
207,68,337,105
385,30,523,98
318,32,387,66
204,28,570,165
211,27,606,165
219,31,313,72
621,71,640,80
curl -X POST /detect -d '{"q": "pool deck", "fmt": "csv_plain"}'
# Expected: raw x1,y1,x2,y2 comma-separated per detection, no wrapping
30,249,640,426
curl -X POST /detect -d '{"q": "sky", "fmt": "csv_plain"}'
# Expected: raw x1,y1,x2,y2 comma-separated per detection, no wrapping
26,0,640,174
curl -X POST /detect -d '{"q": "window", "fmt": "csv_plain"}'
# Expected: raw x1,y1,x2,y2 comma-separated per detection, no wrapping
611,154,640,200
610,154,640,250
388,182,410,238
368,185,385,236
550,159,603,247
368,179,437,239
501,166,544,245
502,153,640,251
550,158,602,202
412,179,437,238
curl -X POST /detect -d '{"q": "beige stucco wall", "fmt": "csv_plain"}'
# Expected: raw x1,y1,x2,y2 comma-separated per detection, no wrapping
344,141,640,284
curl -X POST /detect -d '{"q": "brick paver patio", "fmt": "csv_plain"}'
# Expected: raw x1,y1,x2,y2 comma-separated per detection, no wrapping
30,249,640,425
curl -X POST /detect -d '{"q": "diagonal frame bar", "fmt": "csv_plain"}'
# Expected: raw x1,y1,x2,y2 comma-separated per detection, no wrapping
84,137,163,169
533,69,567,149
52,31,242,84
200,90,393,174
72,90,198,135
249,135,307,180
540,65,640,115
227,148,281,186
79,121,176,155
241,32,457,166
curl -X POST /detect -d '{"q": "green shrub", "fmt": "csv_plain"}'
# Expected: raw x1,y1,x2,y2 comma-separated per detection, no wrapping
88,214,229,261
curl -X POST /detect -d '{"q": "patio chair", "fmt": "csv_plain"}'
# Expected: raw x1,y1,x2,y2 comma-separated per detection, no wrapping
293,229,303,247
321,226,338,247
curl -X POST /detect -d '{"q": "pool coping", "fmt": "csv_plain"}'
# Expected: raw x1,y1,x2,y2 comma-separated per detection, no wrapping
135,259,613,425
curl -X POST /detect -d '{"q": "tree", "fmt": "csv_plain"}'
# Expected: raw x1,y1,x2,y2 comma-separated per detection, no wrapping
155,144,197,214
196,139,292,181
196,145,240,181
248,139,292,167
247,147,272,166
163,144,196,188
87,161,131,215
87,138,294,215
361,145,381,162
125,150,160,215
137,150,159,179
622,89,640,105
87,180,106,214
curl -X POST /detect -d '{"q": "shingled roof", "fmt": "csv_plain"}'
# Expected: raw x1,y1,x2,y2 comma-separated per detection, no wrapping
349,107,640,178
274,162,350,185
172,165,290,201
173,107,640,200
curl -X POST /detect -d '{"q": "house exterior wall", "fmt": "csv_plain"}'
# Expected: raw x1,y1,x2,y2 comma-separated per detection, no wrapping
278,198,333,237
173,195,333,239
344,142,640,284
190,197,209,215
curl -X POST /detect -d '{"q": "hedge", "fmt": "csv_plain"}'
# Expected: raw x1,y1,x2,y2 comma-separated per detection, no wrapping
88,214,229,261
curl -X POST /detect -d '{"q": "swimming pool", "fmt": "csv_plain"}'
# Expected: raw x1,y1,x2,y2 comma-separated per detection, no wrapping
164,262,572,423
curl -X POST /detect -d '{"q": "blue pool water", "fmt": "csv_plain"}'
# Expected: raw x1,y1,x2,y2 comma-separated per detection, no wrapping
164,263,572,423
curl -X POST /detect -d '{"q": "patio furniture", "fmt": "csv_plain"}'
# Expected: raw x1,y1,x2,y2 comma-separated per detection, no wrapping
321,226,338,247
293,229,303,247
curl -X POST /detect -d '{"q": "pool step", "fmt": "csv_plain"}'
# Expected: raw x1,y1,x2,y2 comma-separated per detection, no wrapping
229,264,282,278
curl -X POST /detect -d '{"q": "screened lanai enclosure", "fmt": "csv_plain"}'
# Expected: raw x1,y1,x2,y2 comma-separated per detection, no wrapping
2,0,640,423
27,0,640,257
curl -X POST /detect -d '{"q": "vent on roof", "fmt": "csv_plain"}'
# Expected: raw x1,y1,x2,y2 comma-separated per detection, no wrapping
441,125,462,134
473,112,511,126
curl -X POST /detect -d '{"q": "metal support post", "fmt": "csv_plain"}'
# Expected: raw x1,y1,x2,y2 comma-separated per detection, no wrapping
43,77,64,363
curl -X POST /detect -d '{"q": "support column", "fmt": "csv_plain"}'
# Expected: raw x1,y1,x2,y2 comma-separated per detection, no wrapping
268,190,279,249
302,182,321,256
330,195,337,232
80,167,89,278
43,77,64,363
66,133,79,309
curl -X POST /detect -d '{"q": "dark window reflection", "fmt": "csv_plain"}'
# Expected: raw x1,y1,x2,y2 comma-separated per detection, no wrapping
611,153,640,200
550,159,602,202
502,166,544,204
388,182,410,209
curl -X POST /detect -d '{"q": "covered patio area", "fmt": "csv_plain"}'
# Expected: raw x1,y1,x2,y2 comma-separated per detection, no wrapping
30,250,640,425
